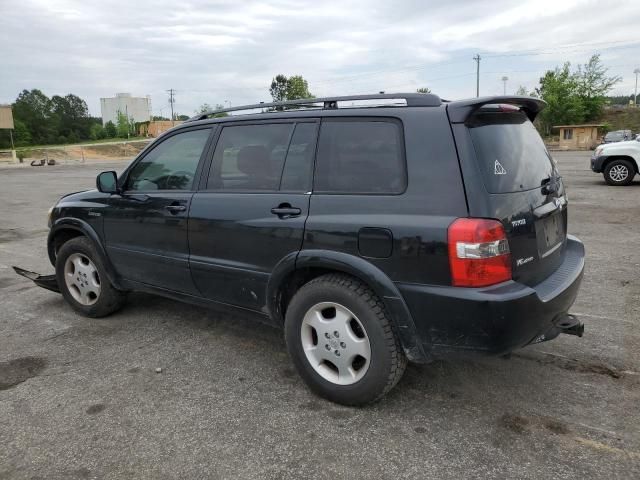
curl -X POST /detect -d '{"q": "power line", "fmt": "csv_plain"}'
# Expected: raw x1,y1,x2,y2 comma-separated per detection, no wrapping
483,39,640,58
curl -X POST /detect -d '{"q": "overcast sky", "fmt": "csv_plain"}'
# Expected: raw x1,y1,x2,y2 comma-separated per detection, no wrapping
1,0,639,117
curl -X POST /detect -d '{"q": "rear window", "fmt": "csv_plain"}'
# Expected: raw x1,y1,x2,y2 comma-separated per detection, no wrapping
468,110,554,193
314,119,406,194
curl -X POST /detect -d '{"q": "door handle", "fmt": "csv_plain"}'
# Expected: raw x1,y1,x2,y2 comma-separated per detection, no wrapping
165,204,187,214
271,204,301,218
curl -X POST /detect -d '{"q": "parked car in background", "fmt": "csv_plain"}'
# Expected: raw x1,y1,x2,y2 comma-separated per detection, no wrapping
15,93,585,405
602,130,633,143
592,140,640,185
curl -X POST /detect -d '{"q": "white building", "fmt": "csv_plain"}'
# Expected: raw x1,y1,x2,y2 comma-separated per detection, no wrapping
100,93,151,126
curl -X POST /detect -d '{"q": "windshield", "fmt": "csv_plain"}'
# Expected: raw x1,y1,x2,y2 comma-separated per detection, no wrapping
605,132,623,141
467,110,555,194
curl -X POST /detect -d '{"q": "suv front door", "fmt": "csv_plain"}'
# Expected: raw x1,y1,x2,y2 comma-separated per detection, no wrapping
104,127,213,294
188,119,318,311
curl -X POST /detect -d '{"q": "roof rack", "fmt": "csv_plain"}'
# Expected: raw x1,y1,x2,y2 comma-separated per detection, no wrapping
186,93,442,122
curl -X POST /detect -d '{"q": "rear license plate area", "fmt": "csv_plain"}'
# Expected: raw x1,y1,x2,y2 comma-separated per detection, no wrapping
536,214,565,257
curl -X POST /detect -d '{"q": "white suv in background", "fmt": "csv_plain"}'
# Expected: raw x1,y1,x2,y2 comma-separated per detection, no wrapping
591,137,640,185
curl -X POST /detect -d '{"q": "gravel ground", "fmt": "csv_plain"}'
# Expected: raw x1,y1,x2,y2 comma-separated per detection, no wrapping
0,152,638,479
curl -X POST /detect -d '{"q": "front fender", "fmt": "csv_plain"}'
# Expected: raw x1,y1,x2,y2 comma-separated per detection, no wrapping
47,218,122,289
268,249,429,363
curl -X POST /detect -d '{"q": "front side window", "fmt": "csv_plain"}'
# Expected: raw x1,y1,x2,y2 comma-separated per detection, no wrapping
314,119,406,194
208,123,295,191
127,129,211,191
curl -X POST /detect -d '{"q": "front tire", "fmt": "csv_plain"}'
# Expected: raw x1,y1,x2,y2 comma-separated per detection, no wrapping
55,237,126,318
284,274,407,406
604,159,636,186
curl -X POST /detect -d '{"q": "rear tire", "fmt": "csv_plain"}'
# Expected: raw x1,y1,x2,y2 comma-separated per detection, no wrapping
604,159,635,186
55,237,126,318
284,273,407,406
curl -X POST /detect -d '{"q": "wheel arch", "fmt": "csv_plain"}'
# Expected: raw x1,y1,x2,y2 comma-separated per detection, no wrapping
267,249,429,363
603,155,639,173
48,218,122,289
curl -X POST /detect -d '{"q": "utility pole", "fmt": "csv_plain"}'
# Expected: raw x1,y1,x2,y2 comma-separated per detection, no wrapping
501,76,509,95
634,69,640,106
167,89,175,125
125,104,130,139
473,54,481,97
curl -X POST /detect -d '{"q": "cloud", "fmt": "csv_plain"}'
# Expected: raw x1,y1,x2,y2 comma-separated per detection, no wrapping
1,0,639,115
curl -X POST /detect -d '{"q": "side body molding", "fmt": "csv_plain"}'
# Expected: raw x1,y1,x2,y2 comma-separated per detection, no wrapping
267,249,429,363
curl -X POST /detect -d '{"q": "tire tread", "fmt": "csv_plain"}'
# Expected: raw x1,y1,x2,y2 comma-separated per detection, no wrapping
299,273,407,403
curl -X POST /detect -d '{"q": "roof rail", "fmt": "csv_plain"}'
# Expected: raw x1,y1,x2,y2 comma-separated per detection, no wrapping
186,93,442,122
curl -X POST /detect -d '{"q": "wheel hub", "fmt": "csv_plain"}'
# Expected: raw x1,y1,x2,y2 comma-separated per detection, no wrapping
64,253,101,306
300,302,371,386
610,165,629,182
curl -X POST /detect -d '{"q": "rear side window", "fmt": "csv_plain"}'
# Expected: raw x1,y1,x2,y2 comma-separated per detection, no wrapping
467,111,554,193
314,119,406,194
208,123,293,191
280,122,317,192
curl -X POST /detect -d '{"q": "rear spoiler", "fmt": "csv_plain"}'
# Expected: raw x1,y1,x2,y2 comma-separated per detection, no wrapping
446,96,546,123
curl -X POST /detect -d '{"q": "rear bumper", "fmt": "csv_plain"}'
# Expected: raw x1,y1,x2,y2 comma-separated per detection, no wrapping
397,235,585,357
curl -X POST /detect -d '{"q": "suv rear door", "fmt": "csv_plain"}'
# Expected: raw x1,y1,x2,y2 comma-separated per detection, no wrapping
188,119,318,311
450,105,566,286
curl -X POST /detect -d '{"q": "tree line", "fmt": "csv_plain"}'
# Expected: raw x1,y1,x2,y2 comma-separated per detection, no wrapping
0,89,103,148
0,56,626,149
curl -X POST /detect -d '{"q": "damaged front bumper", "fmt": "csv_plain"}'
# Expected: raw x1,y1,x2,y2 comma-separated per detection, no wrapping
13,266,60,293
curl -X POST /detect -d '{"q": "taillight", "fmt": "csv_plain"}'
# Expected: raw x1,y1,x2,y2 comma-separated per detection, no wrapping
448,218,512,287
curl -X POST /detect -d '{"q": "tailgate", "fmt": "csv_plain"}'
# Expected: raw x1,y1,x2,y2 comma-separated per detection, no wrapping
454,105,567,286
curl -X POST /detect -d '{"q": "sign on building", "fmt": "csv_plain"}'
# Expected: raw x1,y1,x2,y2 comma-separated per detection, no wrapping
0,105,14,130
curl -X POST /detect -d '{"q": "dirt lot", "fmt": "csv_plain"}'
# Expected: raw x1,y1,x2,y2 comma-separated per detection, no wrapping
0,152,639,479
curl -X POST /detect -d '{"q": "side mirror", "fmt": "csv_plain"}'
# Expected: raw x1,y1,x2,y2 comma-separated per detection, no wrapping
96,171,119,194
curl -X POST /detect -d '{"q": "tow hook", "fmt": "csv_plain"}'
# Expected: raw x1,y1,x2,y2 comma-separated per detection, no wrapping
556,313,584,337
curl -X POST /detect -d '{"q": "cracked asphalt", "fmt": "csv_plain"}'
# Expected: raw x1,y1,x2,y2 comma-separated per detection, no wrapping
0,152,639,479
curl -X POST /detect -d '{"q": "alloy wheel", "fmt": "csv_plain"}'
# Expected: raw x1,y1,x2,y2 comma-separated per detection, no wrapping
610,164,629,182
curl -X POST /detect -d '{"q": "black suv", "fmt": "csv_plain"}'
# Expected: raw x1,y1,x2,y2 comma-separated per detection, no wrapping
21,93,585,405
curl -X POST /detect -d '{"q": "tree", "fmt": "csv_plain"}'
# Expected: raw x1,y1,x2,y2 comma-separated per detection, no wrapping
104,121,117,138
176,114,190,121
12,89,55,144
575,54,621,121
212,103,228,118
196,103,228,117
269,74,314,102
116,111,131,137
535,63,585,135
515,85,529,96
416,87,431,94
50,94,92,142
197,103,213,114
535,55,622,135
270,74,289,102
90,123,106,140
13,119,32,147
152,115,170,121
286,75,314,100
